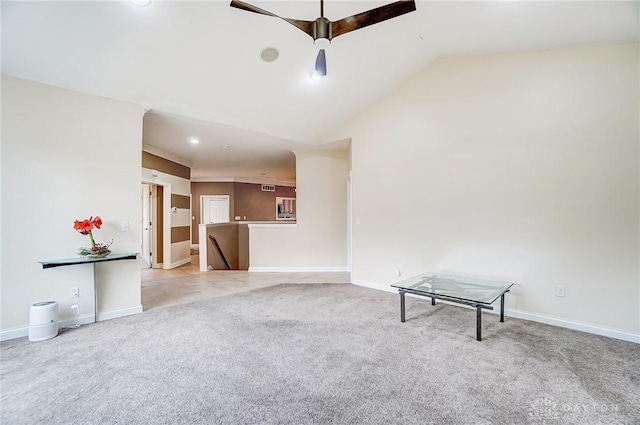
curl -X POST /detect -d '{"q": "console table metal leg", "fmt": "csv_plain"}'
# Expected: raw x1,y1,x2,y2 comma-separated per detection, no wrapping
500,294,505,323
431,297,436,306
400,291,406,323
476,306,482,341
93,264,98,323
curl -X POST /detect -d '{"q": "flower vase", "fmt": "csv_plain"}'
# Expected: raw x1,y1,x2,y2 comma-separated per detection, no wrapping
78,238,113,258
79,249,111,259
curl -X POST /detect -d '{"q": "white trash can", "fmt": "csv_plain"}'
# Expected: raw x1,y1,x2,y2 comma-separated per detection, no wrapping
29,301,59,342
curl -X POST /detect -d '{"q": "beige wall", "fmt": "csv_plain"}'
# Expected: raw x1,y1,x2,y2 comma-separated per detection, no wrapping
234,183,296,222
333,43,639,339
142,151,190,180
191,182,296,244
249,149,349,270
1,77,144,338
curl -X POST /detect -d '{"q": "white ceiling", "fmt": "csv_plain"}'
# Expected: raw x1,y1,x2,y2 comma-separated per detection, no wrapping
2,1,638,183
143,110,304,183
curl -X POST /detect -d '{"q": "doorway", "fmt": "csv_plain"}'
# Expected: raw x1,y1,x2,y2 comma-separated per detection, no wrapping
201,195,230,224
141,184,153,269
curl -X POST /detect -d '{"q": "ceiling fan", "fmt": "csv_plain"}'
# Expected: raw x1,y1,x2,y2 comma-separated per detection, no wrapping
230,0,417,78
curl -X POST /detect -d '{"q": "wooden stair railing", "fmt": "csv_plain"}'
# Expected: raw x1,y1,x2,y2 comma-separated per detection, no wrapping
208,235,231,270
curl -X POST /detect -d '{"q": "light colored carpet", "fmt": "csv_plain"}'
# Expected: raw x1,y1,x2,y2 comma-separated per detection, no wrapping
2,283,639,424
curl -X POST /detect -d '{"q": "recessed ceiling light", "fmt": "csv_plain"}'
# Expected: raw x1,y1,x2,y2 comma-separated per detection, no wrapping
130,0,151,6
260,47,279,63
189,138,200,145
221,146,230,150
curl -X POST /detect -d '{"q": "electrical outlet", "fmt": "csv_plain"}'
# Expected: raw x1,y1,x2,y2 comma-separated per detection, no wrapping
70,286,79,298
555,285,565,297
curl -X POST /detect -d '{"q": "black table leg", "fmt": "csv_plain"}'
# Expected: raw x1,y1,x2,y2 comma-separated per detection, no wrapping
400,290,406,323
431,297,436,306
476,306,482,341
500,293,505,322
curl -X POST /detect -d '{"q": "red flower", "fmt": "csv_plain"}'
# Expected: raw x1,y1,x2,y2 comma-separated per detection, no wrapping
73,216,102,236
73,219,93,235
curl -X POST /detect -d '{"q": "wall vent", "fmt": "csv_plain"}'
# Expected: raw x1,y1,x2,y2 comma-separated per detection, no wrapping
261,184,276,192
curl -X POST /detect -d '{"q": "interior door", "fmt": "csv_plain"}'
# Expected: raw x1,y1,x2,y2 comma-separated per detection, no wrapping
201,195,230,224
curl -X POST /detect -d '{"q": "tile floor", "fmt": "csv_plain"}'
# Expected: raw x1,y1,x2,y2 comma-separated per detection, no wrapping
141,256,351,311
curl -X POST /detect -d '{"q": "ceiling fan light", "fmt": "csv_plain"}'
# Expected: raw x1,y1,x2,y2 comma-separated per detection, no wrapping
314,37,330,50
314,49,327,78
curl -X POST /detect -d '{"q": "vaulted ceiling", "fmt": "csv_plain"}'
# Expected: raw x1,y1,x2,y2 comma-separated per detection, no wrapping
3,1,638,184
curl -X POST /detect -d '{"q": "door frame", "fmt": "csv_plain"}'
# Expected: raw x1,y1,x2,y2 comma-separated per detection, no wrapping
347,171,352,272
142,177,172,269
141,183,152,269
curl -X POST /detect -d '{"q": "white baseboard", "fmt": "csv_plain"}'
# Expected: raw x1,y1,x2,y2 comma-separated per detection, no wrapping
352,279,397,294
352,279,640,344
1,327,29,341
0,306,143,342
1,326,32,342
167,258,191,269
97,305,143,322
1,314,96,342
249,266,350,273
504,308,640,344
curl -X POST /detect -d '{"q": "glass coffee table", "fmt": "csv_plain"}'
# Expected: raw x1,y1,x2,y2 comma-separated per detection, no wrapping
391,272,514,341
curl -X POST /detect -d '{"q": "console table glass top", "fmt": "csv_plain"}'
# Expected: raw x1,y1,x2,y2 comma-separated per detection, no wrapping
391,272,513,305
39,252,138,269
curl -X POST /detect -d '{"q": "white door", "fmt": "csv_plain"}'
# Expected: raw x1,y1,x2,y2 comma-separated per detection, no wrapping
201,195,230,224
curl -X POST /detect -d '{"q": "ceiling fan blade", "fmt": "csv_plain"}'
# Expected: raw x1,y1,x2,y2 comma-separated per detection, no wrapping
230,0,314,38
230,0,276,17
315,49,327,77
331,0,416,39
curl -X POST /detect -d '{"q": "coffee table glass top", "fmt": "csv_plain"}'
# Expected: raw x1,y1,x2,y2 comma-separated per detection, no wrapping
392,272,513,305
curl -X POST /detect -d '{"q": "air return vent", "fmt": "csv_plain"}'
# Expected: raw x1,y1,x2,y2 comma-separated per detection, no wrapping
261,184,276,192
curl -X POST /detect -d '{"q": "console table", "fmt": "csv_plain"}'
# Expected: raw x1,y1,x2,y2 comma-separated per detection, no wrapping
39,253,138,322
392,272,513,341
